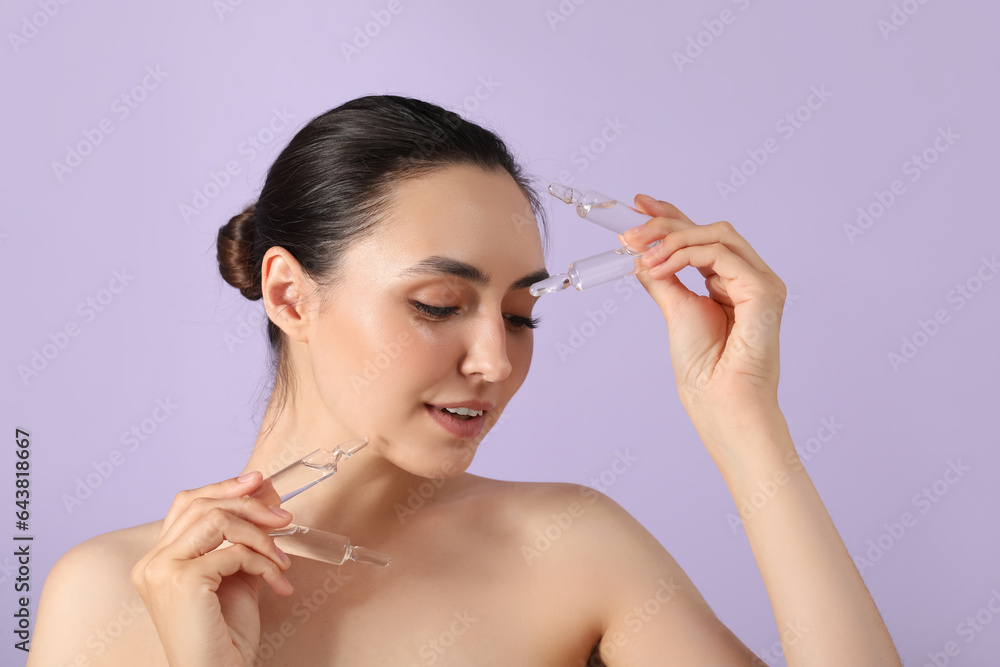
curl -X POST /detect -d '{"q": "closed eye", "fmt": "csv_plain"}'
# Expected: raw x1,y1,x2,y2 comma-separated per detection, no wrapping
409,300,540,330
410,300,457,319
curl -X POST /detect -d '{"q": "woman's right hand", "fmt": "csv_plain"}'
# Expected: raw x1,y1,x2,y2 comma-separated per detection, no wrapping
130,471,295,667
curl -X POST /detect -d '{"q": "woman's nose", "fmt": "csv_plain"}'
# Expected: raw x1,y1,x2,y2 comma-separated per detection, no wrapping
459,314,512,382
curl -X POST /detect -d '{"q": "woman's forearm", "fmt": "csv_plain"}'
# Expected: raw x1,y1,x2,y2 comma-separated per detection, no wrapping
692,404,902,666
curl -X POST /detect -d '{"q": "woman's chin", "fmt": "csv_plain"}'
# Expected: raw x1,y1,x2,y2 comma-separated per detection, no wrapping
364,426,480,479
397,442,477,479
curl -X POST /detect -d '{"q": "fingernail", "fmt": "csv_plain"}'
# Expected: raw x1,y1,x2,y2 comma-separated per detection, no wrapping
269,505,292,518
625,224,644,237
637,193,655,203
237,471,259,482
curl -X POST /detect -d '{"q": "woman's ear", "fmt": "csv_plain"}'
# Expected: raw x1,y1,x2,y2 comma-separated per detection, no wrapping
261,246,315,343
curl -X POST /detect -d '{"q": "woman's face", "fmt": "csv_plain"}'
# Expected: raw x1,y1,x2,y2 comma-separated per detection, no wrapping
303,164,548,478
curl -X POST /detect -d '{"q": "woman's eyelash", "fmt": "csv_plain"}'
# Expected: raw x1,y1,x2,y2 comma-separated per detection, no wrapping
507,314,541,330
409,301,540,330
410,301,458,318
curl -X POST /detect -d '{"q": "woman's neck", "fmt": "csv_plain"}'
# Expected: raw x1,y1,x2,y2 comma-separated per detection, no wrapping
238,387,456,541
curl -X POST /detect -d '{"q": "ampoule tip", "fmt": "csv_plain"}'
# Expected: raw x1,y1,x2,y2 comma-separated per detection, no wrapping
547,182,577,205
529,273,571,297
337,435,369,457
350,545,391,567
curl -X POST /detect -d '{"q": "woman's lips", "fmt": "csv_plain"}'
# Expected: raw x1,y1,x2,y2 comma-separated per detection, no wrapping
425,404,486,438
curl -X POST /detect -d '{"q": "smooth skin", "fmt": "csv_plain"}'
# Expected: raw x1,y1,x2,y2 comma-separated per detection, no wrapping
27,164,901,666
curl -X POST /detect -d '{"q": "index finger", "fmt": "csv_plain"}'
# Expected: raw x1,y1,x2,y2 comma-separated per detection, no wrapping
621,195,775,282
619,195,696,248
161,471,267,536
636,194,696,225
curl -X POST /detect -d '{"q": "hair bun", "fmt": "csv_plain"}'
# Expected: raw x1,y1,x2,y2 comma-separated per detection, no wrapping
217,203,262,300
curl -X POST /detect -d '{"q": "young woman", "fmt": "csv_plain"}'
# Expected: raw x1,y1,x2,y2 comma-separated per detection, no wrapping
28,95,901,666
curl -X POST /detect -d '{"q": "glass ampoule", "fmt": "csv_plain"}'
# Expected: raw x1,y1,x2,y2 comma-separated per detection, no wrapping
219,436,392,567
530,183,658,297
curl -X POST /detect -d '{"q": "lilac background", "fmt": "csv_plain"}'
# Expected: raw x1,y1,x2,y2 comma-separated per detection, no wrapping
3,1,999,665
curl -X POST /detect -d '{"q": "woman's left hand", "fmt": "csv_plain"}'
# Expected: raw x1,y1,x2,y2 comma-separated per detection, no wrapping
619,194,787,420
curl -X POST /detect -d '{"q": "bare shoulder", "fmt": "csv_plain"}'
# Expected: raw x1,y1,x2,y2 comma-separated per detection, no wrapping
460,475,761,665
48,519,163,583
27,520,164,666
455,475,645,590
459,473,641,541
448,474,602,530
494,477,660,568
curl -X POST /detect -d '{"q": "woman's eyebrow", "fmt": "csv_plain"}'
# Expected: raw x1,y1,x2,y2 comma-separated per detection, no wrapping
397,255,549,292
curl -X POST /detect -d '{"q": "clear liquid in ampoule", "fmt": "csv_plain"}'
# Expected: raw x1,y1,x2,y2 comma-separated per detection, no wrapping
252,441,366,504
